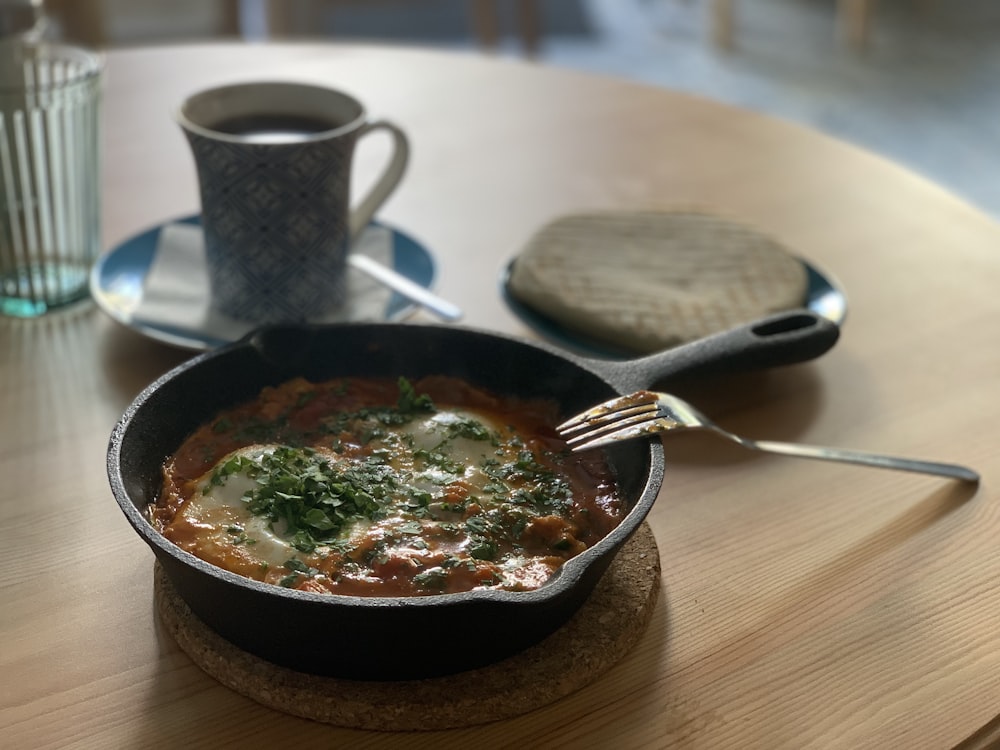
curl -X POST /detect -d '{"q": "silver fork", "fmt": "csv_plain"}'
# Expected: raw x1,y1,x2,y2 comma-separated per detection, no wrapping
558,390,979,483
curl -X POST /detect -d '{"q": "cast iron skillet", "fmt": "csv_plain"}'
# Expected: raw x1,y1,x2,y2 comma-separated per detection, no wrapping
108,310,838,680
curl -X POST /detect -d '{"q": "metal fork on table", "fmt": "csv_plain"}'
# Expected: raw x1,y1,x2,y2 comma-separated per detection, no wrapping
557,391,979,483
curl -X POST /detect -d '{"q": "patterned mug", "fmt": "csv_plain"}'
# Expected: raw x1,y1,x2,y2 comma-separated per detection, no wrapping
176,81,408,324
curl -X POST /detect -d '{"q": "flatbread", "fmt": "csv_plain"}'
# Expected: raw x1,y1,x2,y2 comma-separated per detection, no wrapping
507,211,809,353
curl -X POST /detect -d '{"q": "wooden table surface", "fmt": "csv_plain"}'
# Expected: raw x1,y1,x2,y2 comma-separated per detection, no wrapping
3,42,999,749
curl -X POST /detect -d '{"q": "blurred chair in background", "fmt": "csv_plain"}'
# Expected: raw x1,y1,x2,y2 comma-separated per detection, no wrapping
265,0,541,56
40,0,541,56
710,0,875,52
43,0,242,47
469,0,541,55
709,0,943,53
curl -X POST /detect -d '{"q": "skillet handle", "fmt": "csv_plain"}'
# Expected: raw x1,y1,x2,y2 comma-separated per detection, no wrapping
607,309,840,392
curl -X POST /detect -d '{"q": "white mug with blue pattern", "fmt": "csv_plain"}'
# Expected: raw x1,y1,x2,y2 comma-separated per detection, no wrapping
176,81,408,324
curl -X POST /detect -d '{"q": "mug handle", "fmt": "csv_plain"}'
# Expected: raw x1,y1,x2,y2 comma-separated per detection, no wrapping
348,119,410,241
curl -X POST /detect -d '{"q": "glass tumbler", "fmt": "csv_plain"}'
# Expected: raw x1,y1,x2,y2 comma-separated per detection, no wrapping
0,40,102,317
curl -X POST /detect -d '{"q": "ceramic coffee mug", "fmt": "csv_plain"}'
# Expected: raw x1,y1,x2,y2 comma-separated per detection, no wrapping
176,81,408,323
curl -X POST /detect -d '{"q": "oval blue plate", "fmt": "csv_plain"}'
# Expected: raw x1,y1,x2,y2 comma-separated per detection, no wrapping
500,257,847,360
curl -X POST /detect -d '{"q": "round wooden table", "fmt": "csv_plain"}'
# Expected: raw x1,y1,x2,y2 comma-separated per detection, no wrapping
3,43,999,748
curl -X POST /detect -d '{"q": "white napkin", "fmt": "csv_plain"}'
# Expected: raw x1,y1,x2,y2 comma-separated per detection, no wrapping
134,222,394,342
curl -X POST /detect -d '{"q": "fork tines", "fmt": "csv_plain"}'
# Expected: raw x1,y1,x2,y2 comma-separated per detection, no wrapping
558,390,666,451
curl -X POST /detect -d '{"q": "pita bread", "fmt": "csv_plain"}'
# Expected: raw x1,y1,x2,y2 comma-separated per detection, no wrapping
507,211,809,353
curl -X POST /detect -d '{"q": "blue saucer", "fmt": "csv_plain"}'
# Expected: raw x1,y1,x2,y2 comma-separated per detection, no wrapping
500,257,847,360
91,215,436,351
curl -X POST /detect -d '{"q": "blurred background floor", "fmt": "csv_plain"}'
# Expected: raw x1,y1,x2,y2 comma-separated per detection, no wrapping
53,0,1000,219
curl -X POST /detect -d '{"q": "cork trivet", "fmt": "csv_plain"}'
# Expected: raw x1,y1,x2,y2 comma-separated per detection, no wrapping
507,210,809,353
155,522,661,732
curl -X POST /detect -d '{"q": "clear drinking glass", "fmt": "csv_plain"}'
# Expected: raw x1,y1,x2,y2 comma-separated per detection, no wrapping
0,39,102,317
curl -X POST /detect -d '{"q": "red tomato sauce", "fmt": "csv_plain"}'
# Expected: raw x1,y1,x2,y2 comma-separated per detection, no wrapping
151,376,623,597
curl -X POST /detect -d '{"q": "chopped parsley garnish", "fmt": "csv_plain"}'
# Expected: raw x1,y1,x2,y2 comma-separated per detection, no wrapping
224,524,257,545
396,376,435,414
284,558,318,575
468,538,498,560
210,446,394,552
337,378,438,431
413,568,447,589
443,417,493,442
414,449,463,474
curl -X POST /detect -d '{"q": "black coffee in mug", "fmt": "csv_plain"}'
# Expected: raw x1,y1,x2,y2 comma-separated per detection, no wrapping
210,113,340,143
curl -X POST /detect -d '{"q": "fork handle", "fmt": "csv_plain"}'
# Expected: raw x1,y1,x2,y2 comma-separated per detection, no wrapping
611,309,840,390
750,439,980,482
